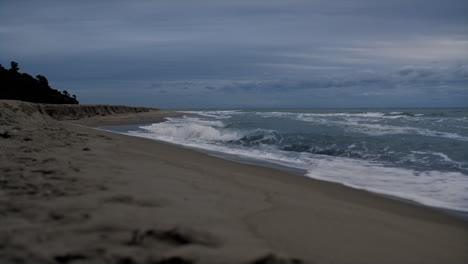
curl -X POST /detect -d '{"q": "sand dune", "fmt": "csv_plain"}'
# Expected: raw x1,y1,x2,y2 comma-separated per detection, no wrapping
0,100,467,263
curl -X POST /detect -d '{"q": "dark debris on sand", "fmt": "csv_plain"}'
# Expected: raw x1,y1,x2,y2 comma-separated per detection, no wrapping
250,254,303,264
127,227,217,247
0,131,12,138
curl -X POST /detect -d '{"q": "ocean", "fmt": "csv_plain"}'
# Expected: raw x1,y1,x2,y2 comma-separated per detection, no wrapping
104,108,468,214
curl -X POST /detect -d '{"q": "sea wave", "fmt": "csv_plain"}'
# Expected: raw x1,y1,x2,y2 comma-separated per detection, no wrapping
254,111,468,141
343,123,468,141
256,111,415,119
126,122,468,213
181,110,242,119
138,117,241,142
121,109,468,213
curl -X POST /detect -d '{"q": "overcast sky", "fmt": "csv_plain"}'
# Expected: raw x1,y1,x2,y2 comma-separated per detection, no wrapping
1,0,467,108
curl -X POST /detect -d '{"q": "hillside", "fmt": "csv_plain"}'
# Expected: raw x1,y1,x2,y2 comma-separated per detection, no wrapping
0,61,79,104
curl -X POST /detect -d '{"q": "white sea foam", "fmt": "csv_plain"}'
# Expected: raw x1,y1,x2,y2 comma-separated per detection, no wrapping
136,117,242,142
411,151,454,162
409,151,467,171
342,123,468,141
257,111,468,141
124,114,468,213
304,158,468,212
257,111,389,119
181,110,242,119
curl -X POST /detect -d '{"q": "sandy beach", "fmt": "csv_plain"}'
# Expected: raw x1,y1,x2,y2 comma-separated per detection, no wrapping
1,100,467,264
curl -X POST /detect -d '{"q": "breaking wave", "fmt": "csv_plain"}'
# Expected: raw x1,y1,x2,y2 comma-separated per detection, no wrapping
121,108,468,213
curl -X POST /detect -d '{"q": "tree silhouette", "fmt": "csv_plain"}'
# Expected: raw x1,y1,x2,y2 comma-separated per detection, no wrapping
10,61,19,72
62,90,70,97
0,60,79,104
36,75,49,86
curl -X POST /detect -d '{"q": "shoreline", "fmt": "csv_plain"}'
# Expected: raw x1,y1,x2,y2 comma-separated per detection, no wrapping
93,120,468,223
100,121,468,222
1,100,467,263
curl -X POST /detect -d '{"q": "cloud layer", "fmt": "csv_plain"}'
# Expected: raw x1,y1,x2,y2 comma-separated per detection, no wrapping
1,0,467,107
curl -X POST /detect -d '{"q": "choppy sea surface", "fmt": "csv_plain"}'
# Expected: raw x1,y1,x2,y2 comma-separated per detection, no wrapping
107,108,468,213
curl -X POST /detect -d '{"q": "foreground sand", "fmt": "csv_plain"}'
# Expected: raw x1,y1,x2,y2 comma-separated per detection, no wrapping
1,100,467,263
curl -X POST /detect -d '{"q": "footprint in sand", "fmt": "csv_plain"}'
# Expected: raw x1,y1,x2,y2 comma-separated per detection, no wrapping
103,195,166,208
127,227,219,248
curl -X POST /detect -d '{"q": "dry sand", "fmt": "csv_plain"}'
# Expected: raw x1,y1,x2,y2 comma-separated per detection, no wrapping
0,100,467,264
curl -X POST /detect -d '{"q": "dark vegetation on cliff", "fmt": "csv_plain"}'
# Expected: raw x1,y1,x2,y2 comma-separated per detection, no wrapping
0,61,79,104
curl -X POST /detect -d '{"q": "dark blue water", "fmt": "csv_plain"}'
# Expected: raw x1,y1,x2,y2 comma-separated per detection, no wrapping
122,108,468,212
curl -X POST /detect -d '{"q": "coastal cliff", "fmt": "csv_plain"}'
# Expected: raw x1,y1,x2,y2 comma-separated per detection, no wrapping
0,100,155,123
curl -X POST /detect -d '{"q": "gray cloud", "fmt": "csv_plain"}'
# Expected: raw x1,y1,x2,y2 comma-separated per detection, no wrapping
1,0,467,107
397,66,435,78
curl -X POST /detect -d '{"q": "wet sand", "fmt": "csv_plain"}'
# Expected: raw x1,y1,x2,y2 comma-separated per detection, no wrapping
1,100,467,263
